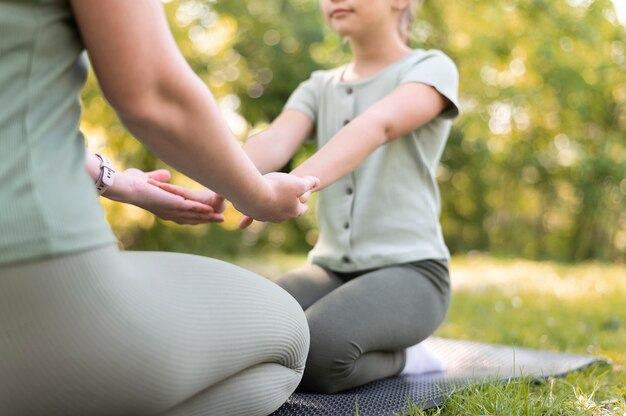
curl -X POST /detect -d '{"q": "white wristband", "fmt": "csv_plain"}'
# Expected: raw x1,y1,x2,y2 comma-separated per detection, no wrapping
94,153,115,195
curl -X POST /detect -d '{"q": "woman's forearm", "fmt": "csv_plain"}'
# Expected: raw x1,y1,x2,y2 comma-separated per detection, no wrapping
85,150,101,182
116,72,271,210
71,0,319,223
72,0,269,212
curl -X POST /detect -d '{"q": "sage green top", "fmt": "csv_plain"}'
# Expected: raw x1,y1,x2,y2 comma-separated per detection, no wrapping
0,0,116,266
285,49,460,272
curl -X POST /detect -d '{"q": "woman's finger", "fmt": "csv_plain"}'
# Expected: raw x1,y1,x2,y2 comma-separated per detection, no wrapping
298,190,312,203
168,212,224,224
178,199,214,213
145,169,171,183
239,215,254,229
148,179,199,200
211,194,226,213
299,175,320,195
296,202,309,217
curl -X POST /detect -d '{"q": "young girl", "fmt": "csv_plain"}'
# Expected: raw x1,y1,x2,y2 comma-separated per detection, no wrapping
160,0,459,394
239,0,460,394
239,0,461,393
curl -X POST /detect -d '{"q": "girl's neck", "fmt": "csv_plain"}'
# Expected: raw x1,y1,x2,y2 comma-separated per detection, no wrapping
343,30,412,82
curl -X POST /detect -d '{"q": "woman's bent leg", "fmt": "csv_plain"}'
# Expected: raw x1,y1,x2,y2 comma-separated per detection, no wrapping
163,362,300,416
0,245,308,416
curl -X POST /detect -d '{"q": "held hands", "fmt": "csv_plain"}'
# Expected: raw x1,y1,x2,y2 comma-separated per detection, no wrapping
237,173,319,229
109,168,225,225
149,172,318,228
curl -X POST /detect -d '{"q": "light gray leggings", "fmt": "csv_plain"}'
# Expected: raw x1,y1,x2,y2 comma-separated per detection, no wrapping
0,244,308,416
274,259,450,393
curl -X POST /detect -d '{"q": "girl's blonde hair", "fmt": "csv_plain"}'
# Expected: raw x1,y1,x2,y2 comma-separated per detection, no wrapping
399,0,423,44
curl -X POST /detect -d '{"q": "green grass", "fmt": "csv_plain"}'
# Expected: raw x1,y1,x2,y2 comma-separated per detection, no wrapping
403,368,626,415
226,253,626,415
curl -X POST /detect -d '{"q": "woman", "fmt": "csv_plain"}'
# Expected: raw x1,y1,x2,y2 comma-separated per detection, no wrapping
0,0,317,415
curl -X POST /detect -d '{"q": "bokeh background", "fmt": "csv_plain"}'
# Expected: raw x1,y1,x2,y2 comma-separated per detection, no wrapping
82,0,626,264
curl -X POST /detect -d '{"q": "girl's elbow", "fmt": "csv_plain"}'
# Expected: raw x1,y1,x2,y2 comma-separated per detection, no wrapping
373,117,395,145
360,111,394,145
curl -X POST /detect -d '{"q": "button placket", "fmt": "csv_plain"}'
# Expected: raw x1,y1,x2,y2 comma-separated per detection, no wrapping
339,85,355,129
337,83,357,267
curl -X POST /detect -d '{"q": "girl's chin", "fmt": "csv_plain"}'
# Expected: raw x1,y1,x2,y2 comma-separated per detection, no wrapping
330,27,355,38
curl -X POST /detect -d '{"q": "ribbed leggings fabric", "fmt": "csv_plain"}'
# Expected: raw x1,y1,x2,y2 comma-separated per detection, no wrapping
274,260,450,393
0,245,309,416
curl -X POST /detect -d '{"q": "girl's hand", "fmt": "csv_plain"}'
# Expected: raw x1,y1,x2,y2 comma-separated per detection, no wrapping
237,173,318,228
108,169,225,225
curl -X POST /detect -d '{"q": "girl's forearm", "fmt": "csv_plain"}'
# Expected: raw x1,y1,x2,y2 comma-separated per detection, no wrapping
244,133,298,174
243,110,315,174
290,115,387,189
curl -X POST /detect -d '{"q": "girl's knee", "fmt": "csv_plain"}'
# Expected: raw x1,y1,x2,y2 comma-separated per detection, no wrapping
298,324,360,393
299,356,349,394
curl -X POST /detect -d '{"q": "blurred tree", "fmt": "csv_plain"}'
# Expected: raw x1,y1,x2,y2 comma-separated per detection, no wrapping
80,0,626,262
424,0,626,262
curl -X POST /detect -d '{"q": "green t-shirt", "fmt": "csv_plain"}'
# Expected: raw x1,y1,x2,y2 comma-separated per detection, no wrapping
0,0,116,265
285,49,460,272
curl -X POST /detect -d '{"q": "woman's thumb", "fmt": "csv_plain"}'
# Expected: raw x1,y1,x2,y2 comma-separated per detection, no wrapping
300,176,320,194
146,169,171,182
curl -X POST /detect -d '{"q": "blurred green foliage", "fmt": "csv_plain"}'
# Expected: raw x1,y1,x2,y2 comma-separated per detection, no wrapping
81,0,626,263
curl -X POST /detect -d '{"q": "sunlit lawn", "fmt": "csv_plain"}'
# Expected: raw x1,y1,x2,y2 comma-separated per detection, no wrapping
227,253,626,415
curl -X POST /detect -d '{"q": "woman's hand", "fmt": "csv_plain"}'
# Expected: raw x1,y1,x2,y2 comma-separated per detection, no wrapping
107,169,225,225
147,179,226,217
237,173,319,228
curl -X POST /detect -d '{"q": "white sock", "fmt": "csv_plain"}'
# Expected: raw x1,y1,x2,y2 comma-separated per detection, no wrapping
400,341,447,375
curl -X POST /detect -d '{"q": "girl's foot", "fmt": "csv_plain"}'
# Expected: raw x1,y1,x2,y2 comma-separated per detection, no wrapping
400,341,447,375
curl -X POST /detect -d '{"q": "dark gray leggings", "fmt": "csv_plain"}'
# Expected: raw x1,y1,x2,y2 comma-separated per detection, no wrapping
274,259,450,393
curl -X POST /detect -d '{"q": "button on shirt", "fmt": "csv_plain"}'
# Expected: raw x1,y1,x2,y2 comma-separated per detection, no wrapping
284,49,460,272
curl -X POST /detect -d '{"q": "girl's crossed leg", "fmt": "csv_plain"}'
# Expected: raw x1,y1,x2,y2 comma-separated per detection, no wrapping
274,260,450,393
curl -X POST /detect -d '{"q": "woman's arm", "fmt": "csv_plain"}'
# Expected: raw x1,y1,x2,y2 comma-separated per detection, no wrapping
243,110,314,174
71,0,317,222
290,82,449,189
86,151,225,225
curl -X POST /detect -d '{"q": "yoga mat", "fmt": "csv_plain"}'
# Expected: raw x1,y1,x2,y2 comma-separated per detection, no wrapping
272,337,606,416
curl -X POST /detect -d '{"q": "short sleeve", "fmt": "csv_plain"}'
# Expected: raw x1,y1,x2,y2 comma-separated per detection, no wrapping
400,51,460,119
283,72,320,121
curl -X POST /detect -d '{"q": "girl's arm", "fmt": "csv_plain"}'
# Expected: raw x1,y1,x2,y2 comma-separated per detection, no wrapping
290,82,449,189
71,0,317,223
243,110,315,174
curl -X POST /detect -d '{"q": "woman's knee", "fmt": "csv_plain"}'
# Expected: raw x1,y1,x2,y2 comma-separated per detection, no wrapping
277,295,310,373
251,277,311,372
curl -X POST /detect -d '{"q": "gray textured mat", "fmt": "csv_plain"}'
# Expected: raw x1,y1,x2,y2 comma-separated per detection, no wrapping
273,337,606,416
